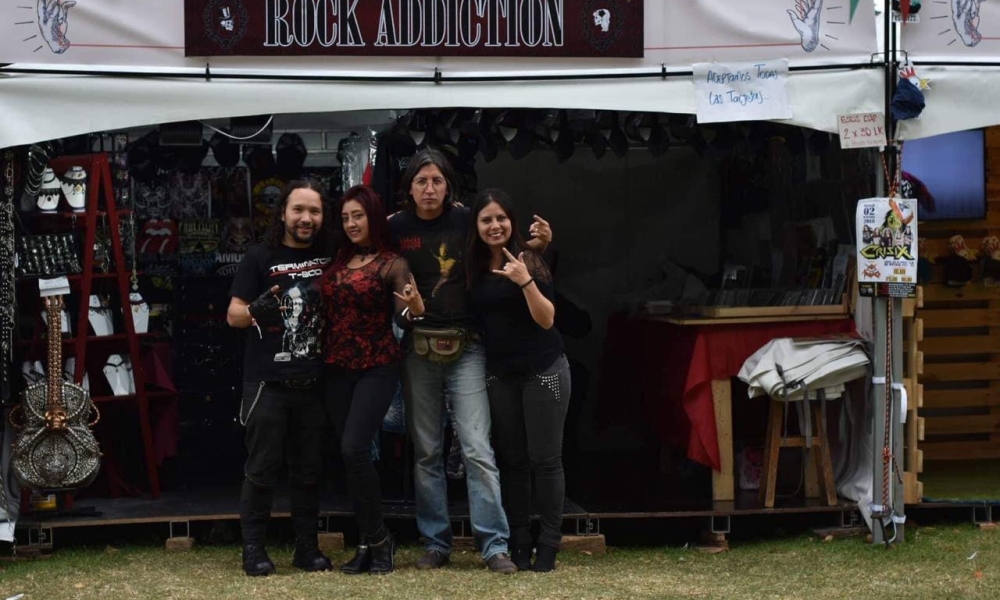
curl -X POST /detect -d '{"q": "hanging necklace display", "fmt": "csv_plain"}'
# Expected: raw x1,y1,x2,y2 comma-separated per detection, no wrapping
21,143,51,211
2,150,16,402
127,212,149,333
102,354,134,396
10,295,101,491
94,213,111,273
88,295,114,337
1,196,13,417
37,167,61,212
60,166,88,212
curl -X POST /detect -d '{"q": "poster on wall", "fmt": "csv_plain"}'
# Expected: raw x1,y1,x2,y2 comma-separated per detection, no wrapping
856,197,919,298
0,1,876,71
901,0,997,59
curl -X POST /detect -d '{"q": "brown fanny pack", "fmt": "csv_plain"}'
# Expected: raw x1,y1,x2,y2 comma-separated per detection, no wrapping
412,327,468,364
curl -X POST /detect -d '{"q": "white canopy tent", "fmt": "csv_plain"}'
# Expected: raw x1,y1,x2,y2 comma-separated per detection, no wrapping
0,0,886,147
0,67,884,149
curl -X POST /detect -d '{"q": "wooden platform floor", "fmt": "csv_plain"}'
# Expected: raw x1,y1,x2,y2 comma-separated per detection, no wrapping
17,489,860,530
18,489,589,530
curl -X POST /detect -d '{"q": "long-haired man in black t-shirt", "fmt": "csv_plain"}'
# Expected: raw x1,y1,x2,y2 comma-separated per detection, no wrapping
388,149,551,573
226,180,334,576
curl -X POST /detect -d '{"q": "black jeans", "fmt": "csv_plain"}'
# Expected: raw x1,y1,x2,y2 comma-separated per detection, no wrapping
324,362,400,541
239,380,325,545
487,354,571,550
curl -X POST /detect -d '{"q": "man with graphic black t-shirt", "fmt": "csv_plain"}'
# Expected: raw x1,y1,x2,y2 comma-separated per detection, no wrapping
227,180,333,577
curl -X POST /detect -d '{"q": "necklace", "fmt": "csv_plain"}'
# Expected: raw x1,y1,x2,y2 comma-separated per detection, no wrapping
355,244,376,259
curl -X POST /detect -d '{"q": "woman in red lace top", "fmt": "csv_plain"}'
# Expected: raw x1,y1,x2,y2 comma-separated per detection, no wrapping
320,184,424,574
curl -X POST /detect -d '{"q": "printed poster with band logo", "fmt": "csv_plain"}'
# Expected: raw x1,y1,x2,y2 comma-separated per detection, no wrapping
856,197,918,298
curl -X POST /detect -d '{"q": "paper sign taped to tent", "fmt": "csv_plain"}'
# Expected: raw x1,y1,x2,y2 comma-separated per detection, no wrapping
838,112,886,149
693,60,792,124
856,197,919,298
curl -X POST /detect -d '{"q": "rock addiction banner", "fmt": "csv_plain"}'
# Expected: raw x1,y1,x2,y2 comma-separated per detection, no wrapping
183,0,644,57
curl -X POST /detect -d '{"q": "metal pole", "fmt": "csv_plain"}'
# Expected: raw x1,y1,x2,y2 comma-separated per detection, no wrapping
871,297,889,545
891,297,906,542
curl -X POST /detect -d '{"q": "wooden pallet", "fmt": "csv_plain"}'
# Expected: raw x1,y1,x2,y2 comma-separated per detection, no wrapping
904,287,925,504
916,126,1000,463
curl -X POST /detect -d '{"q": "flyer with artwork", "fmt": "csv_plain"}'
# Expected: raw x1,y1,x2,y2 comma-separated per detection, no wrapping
856,197,918,298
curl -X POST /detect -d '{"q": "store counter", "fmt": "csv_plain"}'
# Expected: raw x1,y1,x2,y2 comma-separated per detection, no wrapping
600,312,856,502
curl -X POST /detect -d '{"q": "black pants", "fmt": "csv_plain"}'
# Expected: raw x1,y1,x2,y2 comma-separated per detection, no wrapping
239,380,325,545
487,355,571,550
324,362,400,541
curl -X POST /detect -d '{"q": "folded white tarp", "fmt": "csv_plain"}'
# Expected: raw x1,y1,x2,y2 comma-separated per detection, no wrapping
738,336,870,402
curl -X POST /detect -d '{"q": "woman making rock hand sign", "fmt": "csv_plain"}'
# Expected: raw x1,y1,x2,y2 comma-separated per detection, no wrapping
320,185,423,574
467,188,569,572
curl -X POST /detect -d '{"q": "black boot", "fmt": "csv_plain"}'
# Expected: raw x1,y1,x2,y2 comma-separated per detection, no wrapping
242,543,275,577
511,544,533,571
368,531,396,574
340,540,372,575
531,545,558,573
289,483,330,572
292,542,333,572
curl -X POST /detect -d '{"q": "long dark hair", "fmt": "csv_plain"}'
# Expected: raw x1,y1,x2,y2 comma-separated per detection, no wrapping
265,179,332,251
329,185,393,272
399,147,459,210
465,188,527,290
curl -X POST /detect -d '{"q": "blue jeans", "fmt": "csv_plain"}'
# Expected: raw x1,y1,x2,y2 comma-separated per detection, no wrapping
403,342,510,560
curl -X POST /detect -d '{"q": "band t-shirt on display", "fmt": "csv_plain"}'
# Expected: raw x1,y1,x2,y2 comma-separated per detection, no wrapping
389,206,476,330
231,241,331,383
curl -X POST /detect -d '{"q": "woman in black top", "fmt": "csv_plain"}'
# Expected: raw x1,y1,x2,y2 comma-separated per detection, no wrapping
466,188,570,572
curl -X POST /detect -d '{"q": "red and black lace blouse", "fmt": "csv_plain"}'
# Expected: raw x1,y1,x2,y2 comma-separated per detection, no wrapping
320,252,409,370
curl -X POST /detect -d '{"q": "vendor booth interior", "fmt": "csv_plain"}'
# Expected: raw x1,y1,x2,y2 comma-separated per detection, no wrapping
0,108,886,540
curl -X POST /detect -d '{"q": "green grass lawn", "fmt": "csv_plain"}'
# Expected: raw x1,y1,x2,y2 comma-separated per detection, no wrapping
2,525,1000,600
922,460,1000,502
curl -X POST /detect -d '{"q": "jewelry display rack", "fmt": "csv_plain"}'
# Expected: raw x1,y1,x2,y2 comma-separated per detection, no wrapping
18,153,164,499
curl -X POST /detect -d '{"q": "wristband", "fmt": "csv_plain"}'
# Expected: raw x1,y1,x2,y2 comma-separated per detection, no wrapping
520,278,535,290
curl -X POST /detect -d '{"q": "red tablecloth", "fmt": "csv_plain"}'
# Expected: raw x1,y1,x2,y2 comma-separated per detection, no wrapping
600,315,856,471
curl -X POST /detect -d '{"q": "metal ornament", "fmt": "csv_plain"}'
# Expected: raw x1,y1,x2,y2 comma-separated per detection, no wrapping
11,296,101,491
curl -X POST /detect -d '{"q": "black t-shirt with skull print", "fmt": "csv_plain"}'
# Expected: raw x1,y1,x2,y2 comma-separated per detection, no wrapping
231,241,331,383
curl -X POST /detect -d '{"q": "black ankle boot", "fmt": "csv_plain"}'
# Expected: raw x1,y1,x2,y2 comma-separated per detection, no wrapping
368,531,396,574
511,544,533,571
292,543,333,572
531,545,558,572
242,543,275,577
340,541,372,575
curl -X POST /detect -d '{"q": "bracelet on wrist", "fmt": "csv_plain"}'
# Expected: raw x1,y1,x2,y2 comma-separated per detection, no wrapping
520,278,535,290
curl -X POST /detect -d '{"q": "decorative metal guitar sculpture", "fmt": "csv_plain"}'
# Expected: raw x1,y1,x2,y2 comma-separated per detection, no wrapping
11,295,101,490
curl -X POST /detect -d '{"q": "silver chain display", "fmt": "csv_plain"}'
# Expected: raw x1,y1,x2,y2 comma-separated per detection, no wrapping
1,150,16,551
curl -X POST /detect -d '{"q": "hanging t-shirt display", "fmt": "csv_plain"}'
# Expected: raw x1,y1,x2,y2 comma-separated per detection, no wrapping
250,176,285,242
209,166,251,218
221,216,253,254
168,170,212,219
179,219,220,276
133,175,172,220
231,242,331,383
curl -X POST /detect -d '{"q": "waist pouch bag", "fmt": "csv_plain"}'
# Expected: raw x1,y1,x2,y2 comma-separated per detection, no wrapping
412,327,468,365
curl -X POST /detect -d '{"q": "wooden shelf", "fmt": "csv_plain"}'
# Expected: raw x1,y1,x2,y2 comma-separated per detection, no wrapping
18,272,142,282
18,209,132,219
92,390,176,404
18,332,161,347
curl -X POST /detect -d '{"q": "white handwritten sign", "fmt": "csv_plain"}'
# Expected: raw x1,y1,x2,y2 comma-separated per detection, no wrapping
838,112,887,149
692,59,792,124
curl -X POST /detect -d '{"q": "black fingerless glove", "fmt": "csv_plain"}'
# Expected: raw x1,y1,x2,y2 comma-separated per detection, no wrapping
248,288,283,326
